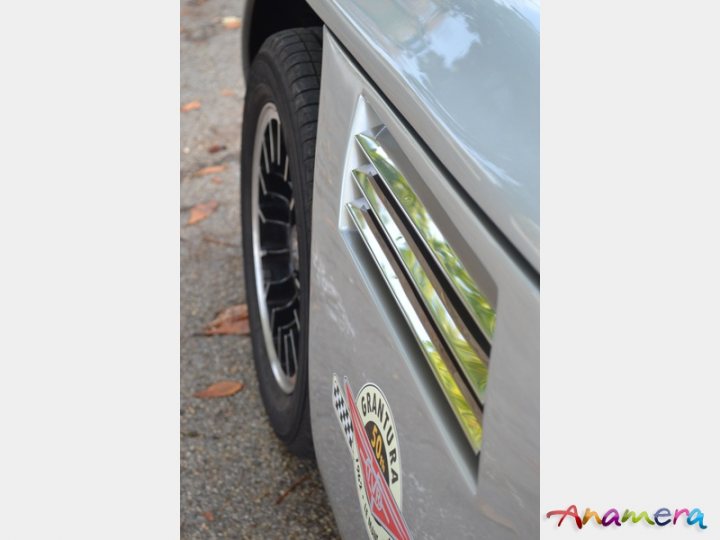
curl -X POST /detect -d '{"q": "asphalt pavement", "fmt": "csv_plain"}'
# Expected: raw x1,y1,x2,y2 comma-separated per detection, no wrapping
180,0,339,537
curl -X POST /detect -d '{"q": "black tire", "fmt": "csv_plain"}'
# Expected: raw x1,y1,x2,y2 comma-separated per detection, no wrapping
241,28,322,458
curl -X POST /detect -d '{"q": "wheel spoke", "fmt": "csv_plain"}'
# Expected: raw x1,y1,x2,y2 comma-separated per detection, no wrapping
261,138,270,174
283,333,291,375
265,274,297,301
259,191,290,221
269,295,299,328
268,119,276,164
259,218,290,253
272,314,299,378
288,330,298,376
260,172,291,201
258,169,268,195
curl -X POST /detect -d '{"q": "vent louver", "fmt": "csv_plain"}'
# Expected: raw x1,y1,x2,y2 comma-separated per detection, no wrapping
346,128,496,454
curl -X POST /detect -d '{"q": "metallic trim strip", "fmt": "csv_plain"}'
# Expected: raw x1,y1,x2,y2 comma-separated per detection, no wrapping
346,202,483,453
352,167,489,405
355,132,496,343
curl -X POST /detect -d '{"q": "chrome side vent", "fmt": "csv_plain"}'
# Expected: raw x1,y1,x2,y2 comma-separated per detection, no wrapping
346,128,496,454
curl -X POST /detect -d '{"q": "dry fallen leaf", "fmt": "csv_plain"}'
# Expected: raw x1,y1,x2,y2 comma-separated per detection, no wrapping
202,235,238,248
181,100,201,112
202,511,215,522
187,200,219,225
275,474,311,505
204,304,249,335
220,88,235,97
194,380,245,399
207,144,226,154
221,16,242,29
195,164,226,176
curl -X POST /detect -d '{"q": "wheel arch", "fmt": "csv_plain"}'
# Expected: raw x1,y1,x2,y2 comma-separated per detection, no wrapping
242,0,322,79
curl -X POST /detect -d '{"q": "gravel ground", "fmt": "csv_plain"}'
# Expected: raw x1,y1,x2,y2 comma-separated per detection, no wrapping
180,1,339,537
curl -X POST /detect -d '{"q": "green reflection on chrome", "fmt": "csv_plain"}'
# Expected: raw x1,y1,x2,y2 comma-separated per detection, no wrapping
346,203,483,452
353,168,488,404
355,132,496,342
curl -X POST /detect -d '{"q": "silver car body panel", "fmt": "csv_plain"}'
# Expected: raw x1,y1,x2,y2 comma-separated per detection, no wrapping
307,0,539,271
308,29,538,539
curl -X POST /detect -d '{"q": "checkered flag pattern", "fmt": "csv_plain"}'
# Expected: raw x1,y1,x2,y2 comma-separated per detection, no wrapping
332,374,354,452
